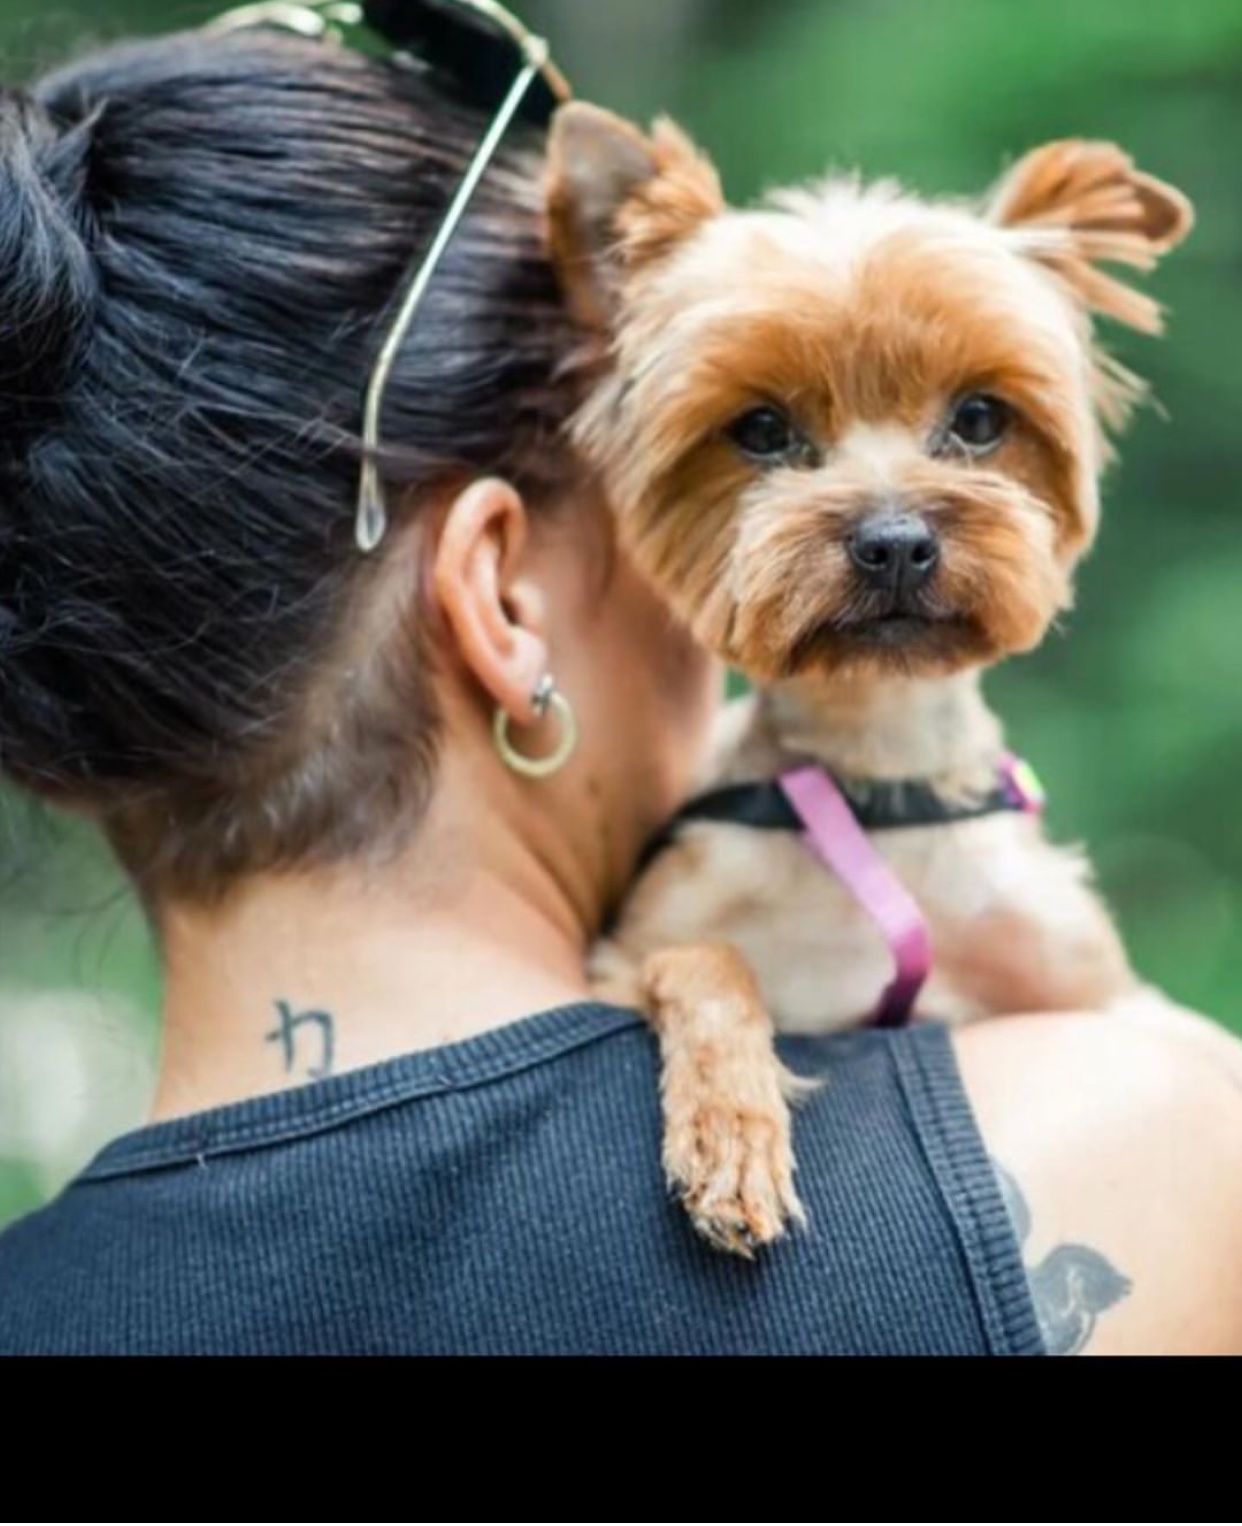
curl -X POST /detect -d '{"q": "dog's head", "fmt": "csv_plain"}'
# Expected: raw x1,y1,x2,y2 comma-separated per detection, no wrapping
547,107,1192,681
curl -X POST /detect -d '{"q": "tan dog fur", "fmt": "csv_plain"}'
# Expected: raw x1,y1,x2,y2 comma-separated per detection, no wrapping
547,108,1193,1254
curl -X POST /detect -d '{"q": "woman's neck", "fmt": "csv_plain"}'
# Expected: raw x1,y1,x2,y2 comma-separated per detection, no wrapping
152,791,599,1123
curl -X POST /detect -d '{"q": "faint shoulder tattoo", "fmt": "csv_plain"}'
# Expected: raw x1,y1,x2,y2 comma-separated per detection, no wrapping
992,1157,1131,1356
266,998,335,1081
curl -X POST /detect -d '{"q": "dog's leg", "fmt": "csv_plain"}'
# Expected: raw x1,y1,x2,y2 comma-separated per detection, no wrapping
931,860,1139,1020
589,828,812,1254
641,943,808,1257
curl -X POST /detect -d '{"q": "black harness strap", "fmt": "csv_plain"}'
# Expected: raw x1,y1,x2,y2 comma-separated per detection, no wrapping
641,772,1026,870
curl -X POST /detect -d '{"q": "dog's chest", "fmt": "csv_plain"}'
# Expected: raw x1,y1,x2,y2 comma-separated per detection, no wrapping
672,812,1057,1033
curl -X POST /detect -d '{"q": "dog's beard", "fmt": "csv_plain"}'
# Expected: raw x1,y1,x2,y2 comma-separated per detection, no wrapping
787,596,989,678
621,472,1073,684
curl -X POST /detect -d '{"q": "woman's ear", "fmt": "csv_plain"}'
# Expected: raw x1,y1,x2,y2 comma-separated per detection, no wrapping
432,477,549,726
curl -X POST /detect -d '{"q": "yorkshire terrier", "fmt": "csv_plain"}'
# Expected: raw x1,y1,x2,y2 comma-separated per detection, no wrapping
546,105,1193,1254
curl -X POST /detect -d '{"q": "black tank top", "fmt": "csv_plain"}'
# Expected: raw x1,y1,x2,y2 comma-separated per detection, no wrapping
0,1004,1043,1355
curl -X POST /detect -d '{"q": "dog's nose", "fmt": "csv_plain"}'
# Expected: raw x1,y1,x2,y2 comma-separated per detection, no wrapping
847,513,940,592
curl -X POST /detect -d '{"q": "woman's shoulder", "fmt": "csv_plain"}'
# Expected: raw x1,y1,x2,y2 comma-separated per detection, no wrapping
952,997,1242,1355
5,998,1237,1353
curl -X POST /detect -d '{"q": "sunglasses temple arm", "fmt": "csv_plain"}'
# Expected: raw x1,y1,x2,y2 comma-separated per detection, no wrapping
355,35,551,553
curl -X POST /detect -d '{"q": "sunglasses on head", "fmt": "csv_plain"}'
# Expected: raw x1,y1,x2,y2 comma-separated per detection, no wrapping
209,0,572,552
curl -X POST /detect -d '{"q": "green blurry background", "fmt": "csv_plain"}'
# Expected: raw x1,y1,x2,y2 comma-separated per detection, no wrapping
1,0,1239,1230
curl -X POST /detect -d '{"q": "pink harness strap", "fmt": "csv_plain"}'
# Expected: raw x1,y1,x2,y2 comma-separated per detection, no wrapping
779,766,932,1027
779,756,1045,1028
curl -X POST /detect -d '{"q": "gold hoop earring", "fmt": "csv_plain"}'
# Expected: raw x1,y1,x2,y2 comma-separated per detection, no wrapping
494,675,579,779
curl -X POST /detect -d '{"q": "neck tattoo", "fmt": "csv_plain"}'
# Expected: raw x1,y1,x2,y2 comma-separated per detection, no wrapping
266,998,336,1082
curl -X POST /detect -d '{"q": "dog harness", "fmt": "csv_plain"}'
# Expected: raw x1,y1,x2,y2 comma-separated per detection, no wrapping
653,752,1046,1028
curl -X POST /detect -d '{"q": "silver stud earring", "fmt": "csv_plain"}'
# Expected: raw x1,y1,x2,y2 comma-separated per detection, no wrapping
494,674,579,779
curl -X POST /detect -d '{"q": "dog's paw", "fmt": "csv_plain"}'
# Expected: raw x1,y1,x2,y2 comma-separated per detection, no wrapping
664,1082,806,1258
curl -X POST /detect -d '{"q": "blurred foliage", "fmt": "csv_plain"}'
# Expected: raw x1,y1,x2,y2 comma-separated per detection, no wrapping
0,0,1239,1228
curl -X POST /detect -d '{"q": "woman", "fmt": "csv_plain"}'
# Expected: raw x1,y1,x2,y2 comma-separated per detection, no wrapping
0,22,1238,1356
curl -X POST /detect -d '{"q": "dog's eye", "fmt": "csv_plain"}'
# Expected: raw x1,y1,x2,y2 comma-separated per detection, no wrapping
948,394,1011,453
728,406,801,463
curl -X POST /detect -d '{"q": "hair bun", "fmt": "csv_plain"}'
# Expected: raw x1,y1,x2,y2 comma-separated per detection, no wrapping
0,90,98,439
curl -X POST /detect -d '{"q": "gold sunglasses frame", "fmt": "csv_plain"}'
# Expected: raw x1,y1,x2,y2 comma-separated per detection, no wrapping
208,0,571,552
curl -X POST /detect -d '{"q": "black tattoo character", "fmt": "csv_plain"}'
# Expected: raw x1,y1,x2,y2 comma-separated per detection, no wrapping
993,1157,1131,1356
266,999,335,1081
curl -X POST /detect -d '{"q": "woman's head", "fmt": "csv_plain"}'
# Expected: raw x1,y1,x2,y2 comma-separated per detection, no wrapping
0,25,717,912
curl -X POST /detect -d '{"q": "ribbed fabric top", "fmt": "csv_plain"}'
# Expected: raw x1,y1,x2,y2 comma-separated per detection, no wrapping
0,1004,1044,1355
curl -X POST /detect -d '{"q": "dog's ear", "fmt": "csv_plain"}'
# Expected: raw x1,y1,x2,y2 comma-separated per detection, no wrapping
987,140,1193,333
546,102,724,326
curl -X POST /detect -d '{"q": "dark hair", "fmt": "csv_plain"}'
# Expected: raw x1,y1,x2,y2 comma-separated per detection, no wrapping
0,28,581,899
